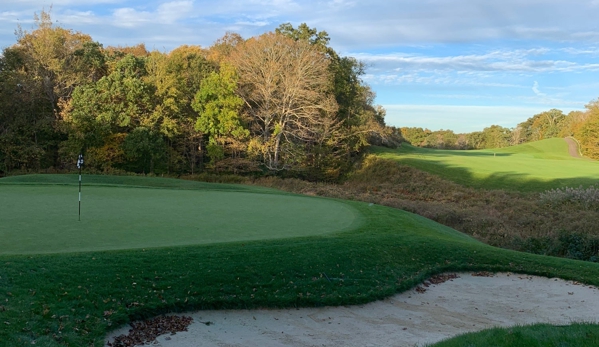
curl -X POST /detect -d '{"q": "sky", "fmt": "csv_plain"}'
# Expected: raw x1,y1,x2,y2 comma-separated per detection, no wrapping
2,0,599,133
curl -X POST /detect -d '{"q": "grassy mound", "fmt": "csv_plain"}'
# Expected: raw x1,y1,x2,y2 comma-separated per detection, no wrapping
1,175,598,346
373,138,599,192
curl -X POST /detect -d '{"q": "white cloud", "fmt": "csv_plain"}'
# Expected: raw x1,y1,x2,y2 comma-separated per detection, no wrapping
112,7,151,28
353,49,586,74
562,47,599,55
156,1,194,24
109,2,194,28
60,10,99,25
4,0,599,51
532,81,546,97
234,20,270,27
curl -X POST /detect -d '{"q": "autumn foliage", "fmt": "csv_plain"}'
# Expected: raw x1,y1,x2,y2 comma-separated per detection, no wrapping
0,12,391,179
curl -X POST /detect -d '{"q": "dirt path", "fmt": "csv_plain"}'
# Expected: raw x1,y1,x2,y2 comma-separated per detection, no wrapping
564,137,582,158
106,273,599,347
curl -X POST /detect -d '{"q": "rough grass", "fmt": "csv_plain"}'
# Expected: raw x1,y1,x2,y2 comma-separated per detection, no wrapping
2,175,599,346
372,138,599,192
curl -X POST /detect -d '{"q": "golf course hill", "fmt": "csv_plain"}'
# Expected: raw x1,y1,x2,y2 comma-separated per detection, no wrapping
372,137,599,192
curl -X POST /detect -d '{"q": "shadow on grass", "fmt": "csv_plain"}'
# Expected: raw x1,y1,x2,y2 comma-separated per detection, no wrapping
376,146,513,158
395,157,599,192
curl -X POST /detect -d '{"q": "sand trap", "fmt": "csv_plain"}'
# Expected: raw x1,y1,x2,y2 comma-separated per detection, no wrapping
105,273,599,347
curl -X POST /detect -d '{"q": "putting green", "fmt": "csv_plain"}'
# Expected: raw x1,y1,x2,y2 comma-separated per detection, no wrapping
0,184,362,254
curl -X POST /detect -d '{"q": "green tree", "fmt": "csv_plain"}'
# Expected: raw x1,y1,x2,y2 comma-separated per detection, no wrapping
466,131,485,149
192,63,248,164
275,23,331,47
65,54,158,171
428,129,458,149
481,125,512,149
145,46,215,173
399,127,432,146
0,48,49,172
122,127,167,174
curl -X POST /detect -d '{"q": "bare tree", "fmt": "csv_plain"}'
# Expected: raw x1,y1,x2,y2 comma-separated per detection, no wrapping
230,32,338,171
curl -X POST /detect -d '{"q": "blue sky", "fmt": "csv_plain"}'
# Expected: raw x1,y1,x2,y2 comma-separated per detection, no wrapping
2,0,599,133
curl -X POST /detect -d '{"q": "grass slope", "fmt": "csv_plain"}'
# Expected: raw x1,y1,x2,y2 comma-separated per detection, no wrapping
0,176,360,254
373,138,599,192
0,175,598,347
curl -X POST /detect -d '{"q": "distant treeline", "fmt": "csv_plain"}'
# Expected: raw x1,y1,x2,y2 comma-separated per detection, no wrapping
397,106,599,159
0,11,397,180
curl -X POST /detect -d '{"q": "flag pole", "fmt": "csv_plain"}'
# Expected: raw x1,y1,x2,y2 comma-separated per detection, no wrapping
77,153,84,221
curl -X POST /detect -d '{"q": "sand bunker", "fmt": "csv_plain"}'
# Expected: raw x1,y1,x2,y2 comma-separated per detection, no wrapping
106,272,599,347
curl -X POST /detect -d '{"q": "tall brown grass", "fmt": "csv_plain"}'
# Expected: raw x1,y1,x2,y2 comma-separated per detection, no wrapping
254,155,599,262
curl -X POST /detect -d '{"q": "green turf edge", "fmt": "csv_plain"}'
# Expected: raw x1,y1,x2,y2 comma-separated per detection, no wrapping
429,322,599,347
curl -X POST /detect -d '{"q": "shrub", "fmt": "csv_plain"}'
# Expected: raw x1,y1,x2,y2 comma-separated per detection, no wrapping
539,185,599,211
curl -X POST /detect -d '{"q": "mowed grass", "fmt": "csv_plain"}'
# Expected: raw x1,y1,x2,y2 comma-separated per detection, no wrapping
373,138,599,192
1,175,599,346
430,323,599,347
0,176,359,254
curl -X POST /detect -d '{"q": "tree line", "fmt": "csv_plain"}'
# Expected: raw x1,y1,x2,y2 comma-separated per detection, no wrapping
398,105,599,159
0,11,395,180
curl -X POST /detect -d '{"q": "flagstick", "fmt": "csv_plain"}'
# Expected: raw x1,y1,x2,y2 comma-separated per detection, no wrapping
77,153,83,221
78,164,82,221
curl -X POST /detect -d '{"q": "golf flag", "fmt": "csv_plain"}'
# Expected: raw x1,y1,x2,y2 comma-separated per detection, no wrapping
77,154,84,169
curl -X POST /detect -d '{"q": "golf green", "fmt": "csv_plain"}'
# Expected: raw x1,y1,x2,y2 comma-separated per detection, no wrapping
0,185,362,254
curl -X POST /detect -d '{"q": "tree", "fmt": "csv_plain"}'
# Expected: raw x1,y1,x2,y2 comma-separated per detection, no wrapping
481,125,512,149
105,43,150,58
275,23,331,47
122,127,166,174
576,99,599,159
399,127,432,146
192,63,248,164
13,10,99,110
517,109,565,142
230,32,338,171
559,110,588,138
0,48,49,171
206,33,244,63
1,10,105,170
275,23,390,175
144,46,215,173
64,54,157,172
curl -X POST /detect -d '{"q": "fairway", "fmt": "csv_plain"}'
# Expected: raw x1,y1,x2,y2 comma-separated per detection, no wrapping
0,181,361,254
374,138,599,191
